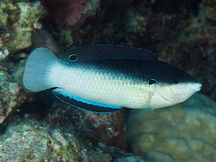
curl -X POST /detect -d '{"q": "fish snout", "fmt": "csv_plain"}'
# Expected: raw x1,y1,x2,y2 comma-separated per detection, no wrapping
169,82,202,103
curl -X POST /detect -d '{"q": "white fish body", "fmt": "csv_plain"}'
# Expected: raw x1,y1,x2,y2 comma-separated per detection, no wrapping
23,46,202,112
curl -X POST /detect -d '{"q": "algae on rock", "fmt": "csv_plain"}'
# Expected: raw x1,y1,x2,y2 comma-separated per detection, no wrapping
0,122,90,162
0,0,45,123
0,0,45,58
0,61,26,123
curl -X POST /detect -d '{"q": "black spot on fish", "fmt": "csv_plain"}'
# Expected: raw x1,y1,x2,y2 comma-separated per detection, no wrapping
149,78,157,85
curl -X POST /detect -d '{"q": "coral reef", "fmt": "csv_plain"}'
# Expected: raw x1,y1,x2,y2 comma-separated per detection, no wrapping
127,93,216,162
202,0,216,21
45,102,127,150
41,0,100,30
87,150,112,162
0,121,90,162
1,0,216,161
0,115,146,162
0,1,51,124
0,0,45,57
0,60,26,123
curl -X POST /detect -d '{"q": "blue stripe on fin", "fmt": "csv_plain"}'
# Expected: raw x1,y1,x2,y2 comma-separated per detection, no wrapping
52,88,121,113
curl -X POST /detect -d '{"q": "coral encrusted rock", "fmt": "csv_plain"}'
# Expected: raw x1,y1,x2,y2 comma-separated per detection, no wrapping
127,93,216,162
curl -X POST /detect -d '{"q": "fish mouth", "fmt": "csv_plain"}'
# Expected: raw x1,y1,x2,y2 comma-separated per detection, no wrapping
191,82,202,92
154,82,202,106
170,82,202,95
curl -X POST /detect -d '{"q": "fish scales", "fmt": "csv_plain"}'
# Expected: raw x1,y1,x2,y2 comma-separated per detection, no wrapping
49,60,149,109
22,45,202,112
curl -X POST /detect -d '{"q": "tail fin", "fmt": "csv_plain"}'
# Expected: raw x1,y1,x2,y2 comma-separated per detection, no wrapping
23,47,58,92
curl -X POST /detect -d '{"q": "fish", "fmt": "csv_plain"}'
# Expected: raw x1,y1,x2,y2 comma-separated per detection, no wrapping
22,45,202,113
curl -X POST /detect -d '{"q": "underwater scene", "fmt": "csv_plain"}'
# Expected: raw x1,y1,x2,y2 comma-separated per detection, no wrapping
0,0,216,161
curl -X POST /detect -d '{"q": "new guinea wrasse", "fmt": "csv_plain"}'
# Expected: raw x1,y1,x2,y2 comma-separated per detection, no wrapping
23,45,202,113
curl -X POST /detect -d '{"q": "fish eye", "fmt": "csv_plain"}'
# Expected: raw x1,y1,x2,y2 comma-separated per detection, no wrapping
68,54,78,62
172,77,179,84
149,78,157,86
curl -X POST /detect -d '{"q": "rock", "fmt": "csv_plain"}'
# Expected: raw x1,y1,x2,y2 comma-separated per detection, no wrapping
87,150,112,162
0,61,26,123
0,0,45,57
203,0,216,21
46,103,127,150
127,93,216,162
0,121,90,162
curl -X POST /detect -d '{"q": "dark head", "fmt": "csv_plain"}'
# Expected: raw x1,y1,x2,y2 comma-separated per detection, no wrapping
142,60,202,108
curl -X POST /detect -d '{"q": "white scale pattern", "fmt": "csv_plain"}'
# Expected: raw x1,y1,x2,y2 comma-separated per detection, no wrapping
48,61,151,109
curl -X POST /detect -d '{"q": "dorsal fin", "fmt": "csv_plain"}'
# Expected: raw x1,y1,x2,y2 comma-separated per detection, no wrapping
57,44,158,64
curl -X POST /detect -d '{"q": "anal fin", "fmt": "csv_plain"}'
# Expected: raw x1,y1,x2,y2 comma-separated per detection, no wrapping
52,88,121,113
